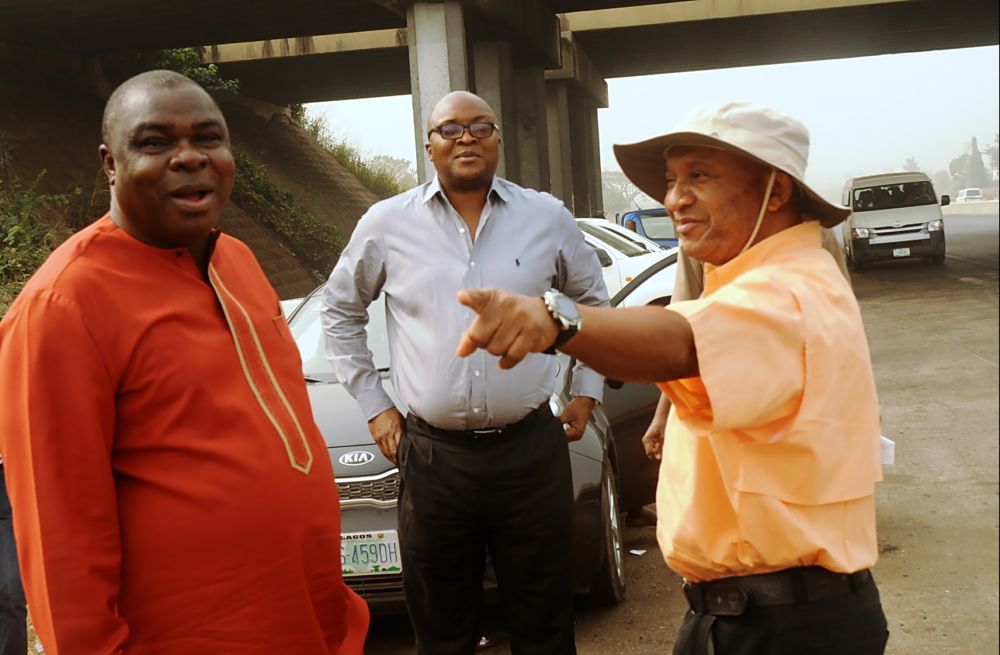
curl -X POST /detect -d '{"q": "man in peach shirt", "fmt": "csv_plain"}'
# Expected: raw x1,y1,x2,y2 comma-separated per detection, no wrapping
454,103,888,654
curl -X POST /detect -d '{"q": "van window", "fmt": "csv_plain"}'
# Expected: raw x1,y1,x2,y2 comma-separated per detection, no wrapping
852,181,937,212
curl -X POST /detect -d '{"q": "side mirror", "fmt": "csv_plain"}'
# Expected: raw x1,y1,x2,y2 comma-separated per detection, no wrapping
593,247,613,268
940,194,950,206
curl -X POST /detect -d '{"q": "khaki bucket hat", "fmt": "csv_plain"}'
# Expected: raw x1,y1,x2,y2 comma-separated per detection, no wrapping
613,102,849,228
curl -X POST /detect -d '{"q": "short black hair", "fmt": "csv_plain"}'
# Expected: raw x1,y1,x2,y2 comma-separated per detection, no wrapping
101,70,212,147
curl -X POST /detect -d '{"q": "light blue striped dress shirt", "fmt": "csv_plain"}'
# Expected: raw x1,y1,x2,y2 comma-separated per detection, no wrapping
321,175,609,431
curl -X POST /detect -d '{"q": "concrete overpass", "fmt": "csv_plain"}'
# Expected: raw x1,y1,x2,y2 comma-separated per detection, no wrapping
2,0,997,217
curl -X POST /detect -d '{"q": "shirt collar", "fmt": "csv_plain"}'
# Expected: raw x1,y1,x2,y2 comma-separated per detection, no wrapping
421,175,509,205
703,220,821,296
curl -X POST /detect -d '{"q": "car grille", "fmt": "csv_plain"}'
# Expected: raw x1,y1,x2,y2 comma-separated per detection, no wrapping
337,471,400,503
871,222,926,236
346,573,404,597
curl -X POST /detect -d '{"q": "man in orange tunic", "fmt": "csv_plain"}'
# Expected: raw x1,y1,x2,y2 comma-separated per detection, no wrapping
0,70,368,654
454,103,889,654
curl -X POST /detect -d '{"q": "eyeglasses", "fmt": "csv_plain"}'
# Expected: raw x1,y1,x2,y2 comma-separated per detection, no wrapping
428,122,499,140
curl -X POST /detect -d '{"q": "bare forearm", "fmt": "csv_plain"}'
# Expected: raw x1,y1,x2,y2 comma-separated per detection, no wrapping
560,305,699,383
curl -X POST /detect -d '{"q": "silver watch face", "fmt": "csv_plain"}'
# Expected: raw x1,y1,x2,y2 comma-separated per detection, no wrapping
547,290,581,328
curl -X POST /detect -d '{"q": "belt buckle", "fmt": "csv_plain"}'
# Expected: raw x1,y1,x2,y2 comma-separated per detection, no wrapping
472,428,502,439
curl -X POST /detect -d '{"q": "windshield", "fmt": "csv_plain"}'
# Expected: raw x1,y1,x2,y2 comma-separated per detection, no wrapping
852,181,937,212
578,222,647,257
288,292,390,381
636,213,677,240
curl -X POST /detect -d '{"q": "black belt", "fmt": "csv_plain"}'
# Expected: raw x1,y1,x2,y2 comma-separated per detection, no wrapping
683,566,874,616
406,404,553,440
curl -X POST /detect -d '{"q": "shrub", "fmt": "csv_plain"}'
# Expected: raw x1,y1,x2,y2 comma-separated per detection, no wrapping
301,113,408,200
0,141,76,313
230,149,341,280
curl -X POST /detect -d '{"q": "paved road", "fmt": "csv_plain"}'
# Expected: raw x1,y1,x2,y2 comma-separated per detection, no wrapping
366,213,999,654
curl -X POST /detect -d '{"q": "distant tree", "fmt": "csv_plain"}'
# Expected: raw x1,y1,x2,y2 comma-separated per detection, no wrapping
601,181,628,215
371,155,418,189
949,153,969,189
966,137,990,188
983,133,998,176
602,170,648,212
902,157,922,172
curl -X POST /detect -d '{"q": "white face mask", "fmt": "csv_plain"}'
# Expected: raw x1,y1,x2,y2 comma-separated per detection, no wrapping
738,167,777,256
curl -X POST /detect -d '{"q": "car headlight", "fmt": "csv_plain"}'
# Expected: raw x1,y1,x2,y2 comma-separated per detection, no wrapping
927,219,943,232
851,227,870,239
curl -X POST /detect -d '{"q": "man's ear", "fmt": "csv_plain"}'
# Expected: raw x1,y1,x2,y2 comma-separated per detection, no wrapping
767,171,796,211
99,144,115,185
424,142,432,160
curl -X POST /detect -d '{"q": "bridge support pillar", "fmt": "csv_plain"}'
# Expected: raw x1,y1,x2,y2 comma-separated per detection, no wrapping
512,65,550,192
473,40,519,181
544,33,607,216
407,1,469,183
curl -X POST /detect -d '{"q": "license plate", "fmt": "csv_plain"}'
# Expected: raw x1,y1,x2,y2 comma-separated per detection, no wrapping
341,530,402,577
892,247,910,257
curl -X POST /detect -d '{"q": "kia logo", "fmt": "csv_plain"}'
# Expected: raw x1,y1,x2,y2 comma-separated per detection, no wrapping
339,451,375,466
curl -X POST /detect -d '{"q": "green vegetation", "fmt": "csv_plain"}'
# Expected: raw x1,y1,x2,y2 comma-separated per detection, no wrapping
0,135,78,314
105,47,240,94
231,149,341,279
301,113,410,199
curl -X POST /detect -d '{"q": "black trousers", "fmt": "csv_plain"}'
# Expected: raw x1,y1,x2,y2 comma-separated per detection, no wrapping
398,408,576,655
673,570,889,655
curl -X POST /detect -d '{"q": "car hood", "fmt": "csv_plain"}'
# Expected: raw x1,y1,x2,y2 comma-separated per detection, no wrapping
306,377,398,449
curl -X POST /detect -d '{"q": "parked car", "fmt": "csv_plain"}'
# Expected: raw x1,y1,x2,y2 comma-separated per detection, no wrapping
955,187,983,203
286,287,654,612
577,218,678,306
615,208,679,248
841,172,949,268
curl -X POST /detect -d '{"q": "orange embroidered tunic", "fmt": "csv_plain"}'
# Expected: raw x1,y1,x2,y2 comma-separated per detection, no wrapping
657,221,882,583
0,216,368,654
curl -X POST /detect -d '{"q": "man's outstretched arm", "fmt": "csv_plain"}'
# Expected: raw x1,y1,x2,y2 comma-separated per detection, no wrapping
455,288,698,384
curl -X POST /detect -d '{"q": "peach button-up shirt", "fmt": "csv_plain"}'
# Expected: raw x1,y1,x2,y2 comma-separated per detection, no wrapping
657,221,882,583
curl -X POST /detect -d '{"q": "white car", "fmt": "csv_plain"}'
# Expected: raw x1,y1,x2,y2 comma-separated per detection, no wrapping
576,218,679,307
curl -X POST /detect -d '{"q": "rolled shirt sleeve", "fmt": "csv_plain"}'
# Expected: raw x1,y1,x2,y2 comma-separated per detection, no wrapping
664,270,805,434
554,210,610,402
321,210,396,421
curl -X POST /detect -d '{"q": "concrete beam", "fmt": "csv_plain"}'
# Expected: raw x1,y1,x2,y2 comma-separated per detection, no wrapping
562,0,913,31
544,32,608,108
204,29,407,64
464,0,561,69
407,1,470,183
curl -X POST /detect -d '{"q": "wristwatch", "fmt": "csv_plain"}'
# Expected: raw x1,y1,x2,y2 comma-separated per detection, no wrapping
542,289,582,355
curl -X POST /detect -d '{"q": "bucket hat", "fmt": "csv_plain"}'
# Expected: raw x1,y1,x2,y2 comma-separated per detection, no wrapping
613,102,849,227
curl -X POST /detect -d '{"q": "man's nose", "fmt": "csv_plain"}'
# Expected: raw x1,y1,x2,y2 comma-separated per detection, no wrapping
171,142,208,170
457,127,476,143
664,183,691,213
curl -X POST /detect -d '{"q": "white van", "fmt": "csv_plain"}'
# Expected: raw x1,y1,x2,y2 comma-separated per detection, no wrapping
955,187,983,203
841,172,949,268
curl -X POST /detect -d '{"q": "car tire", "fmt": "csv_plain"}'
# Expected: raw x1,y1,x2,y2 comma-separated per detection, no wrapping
585,459,626,607
929,252,945,266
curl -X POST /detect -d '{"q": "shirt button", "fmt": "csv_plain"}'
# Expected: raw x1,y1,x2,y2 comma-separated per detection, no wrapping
470,261,477,267
472,408,481,414
474,370,481,377
459,227,466,234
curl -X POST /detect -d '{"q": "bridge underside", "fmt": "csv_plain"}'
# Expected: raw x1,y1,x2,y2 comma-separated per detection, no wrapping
216,0,998,105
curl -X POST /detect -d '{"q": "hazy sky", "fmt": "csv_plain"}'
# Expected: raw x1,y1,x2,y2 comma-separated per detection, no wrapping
308,45,999,202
